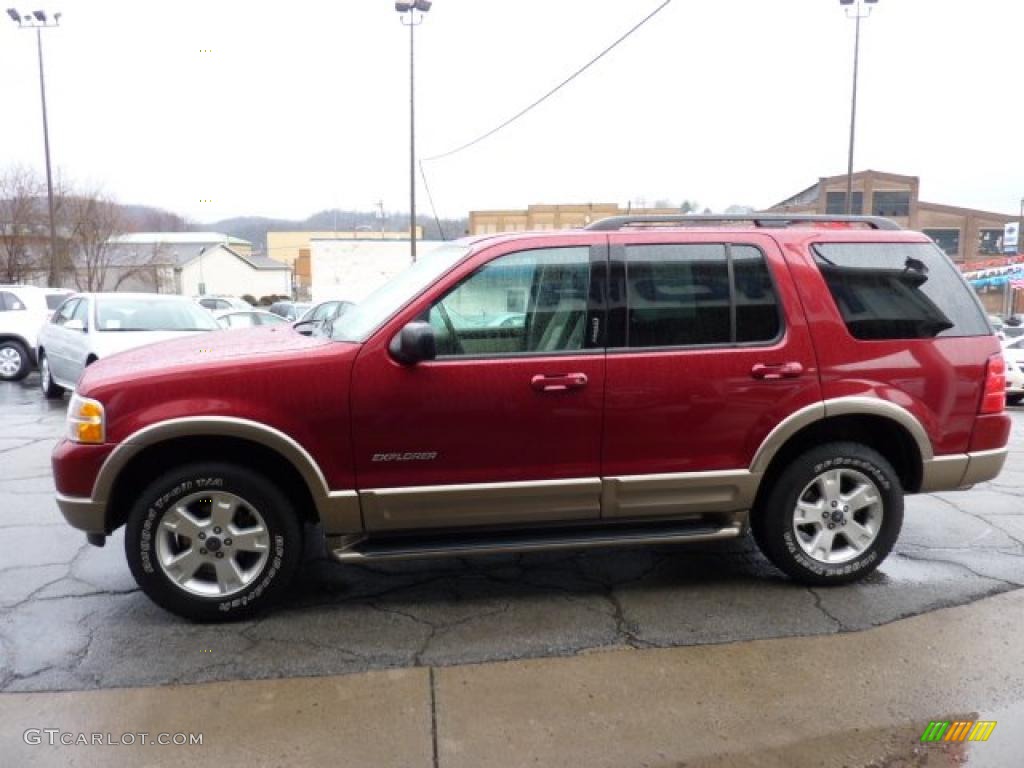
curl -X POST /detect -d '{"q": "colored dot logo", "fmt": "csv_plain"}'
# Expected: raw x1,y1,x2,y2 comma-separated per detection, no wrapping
199,199,213,203
199,49,213,53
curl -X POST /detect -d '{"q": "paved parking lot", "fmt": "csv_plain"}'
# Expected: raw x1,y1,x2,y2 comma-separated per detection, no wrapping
2,373,1023,694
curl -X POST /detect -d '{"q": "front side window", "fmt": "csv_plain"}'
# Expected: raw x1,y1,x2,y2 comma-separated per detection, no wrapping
623,243,780,348
428,247,591,357
52,298,78,326
71,298,90,328
813,242,989,339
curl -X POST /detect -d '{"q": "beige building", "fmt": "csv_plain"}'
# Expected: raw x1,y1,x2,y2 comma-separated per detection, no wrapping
768,170,1018,266
469,204,682,235
266,229,422,299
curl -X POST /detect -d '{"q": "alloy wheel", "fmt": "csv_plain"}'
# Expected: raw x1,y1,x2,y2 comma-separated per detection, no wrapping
155,490,272,597
0,346,22,378
791,468,884,565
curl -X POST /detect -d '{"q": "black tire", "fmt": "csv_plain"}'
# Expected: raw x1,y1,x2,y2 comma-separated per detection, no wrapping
125,463,303,621
752,442,903,586
38,351,65,398
0,339,31,382
1007,394,1024,406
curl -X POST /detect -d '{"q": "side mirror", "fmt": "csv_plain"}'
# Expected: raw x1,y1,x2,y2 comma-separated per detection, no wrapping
65,319,86,332
389,321,436,365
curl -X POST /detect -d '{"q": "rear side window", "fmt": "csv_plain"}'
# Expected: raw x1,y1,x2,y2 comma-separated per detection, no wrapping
45,293,66,310
812,242,989,339
0,291,26,311
623,243,781,348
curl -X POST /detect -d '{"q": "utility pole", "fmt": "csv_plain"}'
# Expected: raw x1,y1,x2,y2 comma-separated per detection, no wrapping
8,8,62,286
396,1,431,262
840,0,878,215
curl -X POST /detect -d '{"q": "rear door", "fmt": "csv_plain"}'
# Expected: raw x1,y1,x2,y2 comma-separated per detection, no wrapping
350,237,607,531
601,231,822,519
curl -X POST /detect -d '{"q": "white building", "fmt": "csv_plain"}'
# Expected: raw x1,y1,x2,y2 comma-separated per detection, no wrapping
101,233,290,299
310,239,444,303
177,244,291,299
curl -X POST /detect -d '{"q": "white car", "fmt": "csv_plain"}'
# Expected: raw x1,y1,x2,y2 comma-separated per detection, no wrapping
36,293,220,398
1004,336,1024,406
214,309,288,329
196,295,252,312
0,285,73,381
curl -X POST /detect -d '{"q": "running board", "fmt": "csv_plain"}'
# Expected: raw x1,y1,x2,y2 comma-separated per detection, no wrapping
329,520,743,562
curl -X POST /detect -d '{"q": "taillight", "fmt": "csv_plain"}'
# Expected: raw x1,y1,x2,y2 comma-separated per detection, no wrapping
980,354,1006,414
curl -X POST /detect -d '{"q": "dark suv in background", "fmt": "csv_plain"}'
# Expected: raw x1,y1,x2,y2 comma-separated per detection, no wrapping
51,215,1010,620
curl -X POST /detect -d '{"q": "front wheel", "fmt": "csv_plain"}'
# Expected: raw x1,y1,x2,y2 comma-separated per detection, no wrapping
0,339,30,381
752,442,903,585
1007,394,1024,406
39,352,65,398
125,463,303,621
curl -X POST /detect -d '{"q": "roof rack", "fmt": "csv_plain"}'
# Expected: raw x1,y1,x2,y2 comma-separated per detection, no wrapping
584,214,902,231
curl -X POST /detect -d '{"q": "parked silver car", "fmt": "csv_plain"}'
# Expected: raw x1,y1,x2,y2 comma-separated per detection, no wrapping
36,293,219,398
215,309,288,329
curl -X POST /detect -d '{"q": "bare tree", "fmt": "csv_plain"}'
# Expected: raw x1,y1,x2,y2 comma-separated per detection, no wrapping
64,188,126,292
111,242,169,292
0,165,45,283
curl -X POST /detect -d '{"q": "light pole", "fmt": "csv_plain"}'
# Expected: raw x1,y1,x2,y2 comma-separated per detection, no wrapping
396,0,431,262
7,7,62,286
839,0,877,215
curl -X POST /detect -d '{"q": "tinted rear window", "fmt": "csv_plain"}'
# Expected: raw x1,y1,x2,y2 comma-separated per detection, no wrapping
812,242,989,340
45,293,67,310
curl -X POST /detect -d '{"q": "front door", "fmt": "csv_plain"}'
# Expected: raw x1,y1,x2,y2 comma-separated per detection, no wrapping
350,241,606,531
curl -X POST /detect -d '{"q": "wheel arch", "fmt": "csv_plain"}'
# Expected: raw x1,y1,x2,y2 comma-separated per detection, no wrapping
99,418,360,535
750,401,928,521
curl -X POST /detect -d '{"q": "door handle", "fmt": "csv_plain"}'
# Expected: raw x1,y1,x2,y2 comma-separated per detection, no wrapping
750,362,804,380
531,373,588,392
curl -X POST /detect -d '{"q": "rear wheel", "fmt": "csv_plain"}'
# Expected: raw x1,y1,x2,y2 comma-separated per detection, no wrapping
125,463,303,621
752,442,903,585
0,339,30,381
38,352,65,398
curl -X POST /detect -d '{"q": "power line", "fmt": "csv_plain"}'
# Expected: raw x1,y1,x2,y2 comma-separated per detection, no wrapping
419,160,447,240
422,0,673,163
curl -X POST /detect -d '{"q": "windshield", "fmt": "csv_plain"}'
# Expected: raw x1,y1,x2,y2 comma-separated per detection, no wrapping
330,244,471,343
95,297,220,332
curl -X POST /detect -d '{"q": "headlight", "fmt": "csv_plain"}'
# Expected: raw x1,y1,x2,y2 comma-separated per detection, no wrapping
67,393,105,444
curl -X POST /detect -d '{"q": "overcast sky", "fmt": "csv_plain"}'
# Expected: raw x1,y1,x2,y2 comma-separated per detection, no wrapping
2,0,1021,224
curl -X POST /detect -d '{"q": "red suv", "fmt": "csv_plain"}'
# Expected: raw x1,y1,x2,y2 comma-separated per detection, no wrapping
52,215,1011,620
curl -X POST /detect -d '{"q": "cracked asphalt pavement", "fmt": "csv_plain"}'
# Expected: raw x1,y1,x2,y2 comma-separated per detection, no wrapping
1,374,1022,694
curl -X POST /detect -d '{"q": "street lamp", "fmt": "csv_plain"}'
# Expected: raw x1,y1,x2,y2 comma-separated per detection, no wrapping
839,0,877,215
7,7,61,287
396,0,431,262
